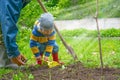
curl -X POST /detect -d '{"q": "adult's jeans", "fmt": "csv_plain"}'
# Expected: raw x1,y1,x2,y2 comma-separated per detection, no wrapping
0,0,30,68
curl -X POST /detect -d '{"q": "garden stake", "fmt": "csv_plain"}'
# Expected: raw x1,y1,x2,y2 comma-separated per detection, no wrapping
95,0,103,75
37,0,78,60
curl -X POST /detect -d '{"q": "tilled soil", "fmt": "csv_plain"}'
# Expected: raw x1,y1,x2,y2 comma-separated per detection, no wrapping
29,62,120,80
1,62,120,80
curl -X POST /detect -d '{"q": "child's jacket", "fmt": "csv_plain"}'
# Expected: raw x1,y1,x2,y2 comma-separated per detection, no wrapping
30,22,56,57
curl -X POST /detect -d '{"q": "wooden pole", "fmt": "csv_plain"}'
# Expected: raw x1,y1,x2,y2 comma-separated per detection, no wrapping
95,0,103,75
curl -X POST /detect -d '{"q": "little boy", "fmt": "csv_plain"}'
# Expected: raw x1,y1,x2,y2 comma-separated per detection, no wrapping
30,13,63,65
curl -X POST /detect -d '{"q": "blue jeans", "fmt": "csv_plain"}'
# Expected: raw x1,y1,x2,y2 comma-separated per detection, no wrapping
0,0,31,58
38,42,59,55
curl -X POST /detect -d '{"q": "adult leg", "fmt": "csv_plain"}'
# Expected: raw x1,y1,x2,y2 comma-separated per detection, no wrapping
0,26,18,68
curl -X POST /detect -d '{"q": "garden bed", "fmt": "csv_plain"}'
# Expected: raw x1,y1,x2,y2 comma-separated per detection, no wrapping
2,61,120,80
30,62,120,80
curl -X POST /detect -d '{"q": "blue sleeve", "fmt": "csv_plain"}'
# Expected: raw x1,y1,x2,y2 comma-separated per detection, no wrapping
0,0,27,58
30,26,41,48
30,27,40,57
30,40,38,48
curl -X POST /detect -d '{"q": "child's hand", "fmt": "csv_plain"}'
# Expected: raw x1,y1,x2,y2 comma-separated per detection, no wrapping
44,56,49,61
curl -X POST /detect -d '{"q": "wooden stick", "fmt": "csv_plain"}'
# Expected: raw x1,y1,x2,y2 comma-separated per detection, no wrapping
95,0,103,75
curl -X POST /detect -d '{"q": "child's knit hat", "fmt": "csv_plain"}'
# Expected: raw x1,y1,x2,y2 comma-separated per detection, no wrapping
39,13,54,30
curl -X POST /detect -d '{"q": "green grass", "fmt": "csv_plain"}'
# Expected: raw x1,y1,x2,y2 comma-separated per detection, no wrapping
57,36,120,68
1,28,120,79
15,28,120,68
0,68,34,80
17,28,120,68
0,69,12,78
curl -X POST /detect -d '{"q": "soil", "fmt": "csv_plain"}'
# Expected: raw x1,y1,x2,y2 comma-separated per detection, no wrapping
1,61,120,80
29,62,120,80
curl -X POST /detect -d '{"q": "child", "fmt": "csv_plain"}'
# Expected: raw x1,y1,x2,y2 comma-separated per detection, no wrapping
30,13,63,65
